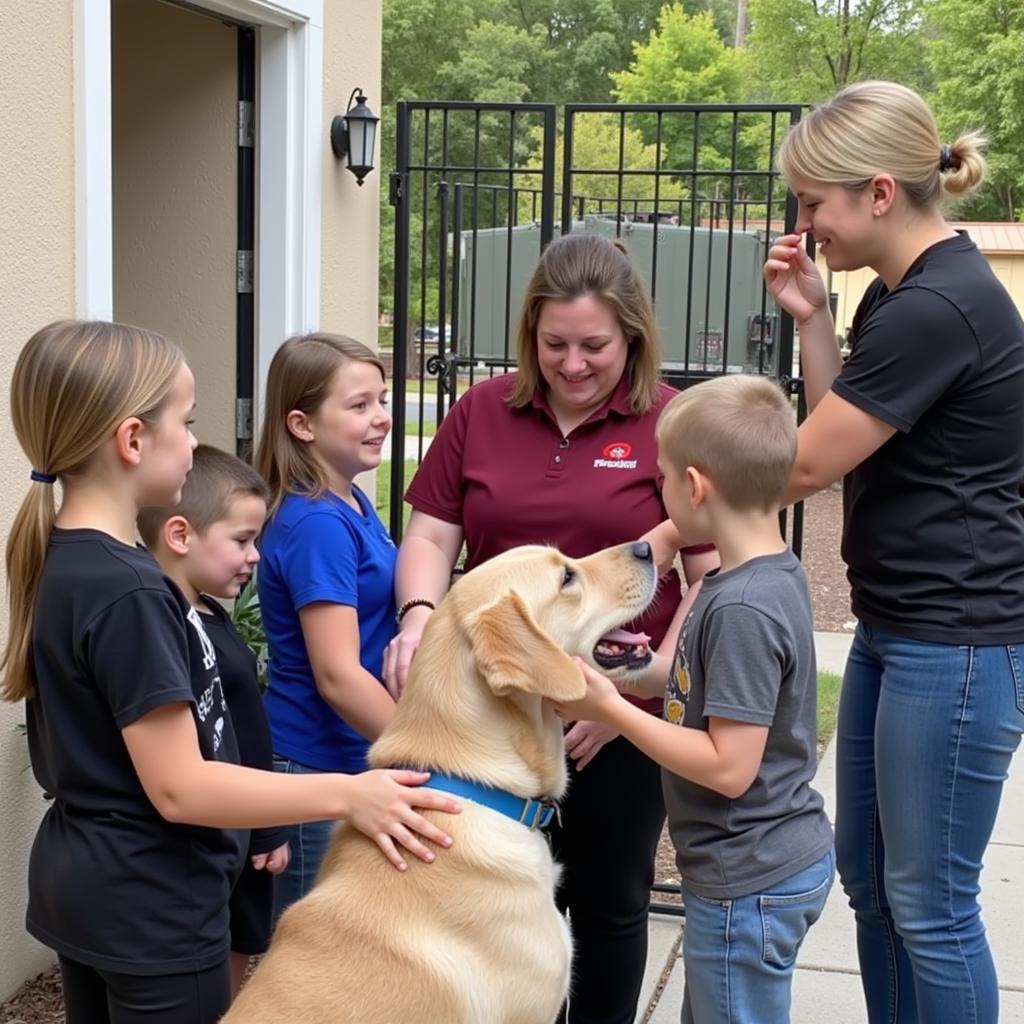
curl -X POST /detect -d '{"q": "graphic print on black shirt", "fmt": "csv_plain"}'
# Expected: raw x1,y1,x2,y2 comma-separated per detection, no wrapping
199,599,287,856
186,605,229,756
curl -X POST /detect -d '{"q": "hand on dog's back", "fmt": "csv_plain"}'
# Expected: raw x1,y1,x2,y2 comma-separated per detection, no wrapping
345,769,459,871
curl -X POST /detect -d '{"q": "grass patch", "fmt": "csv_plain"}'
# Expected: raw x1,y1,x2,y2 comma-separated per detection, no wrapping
404,416,436,438
817,669,843,753
404,379,440,396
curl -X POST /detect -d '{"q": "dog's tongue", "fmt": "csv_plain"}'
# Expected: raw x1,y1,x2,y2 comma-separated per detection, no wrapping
600,627,651,646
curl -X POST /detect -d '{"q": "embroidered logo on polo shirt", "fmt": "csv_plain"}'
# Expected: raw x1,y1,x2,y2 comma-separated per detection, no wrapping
593,441,637,470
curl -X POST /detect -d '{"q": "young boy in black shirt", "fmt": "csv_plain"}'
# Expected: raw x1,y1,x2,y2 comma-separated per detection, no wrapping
138,444,289,998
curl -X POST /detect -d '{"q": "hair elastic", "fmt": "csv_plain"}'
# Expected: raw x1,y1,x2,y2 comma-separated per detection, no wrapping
939,145,954,172
30,469,56,484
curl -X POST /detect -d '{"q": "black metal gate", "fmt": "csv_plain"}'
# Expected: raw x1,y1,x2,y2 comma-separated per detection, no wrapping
387,99,807,553
387,100,809,916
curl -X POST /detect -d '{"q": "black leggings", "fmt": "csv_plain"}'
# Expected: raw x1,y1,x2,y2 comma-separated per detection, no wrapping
58,956,230,1024
551,734,667,1024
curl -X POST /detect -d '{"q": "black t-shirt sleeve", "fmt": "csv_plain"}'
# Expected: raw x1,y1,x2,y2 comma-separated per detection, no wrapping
84,586,195,728
249,825,290,856
833,285,978,433
698,603,789,726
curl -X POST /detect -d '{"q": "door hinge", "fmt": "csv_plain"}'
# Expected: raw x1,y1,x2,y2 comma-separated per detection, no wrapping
389,172,403,206
238,100,255,148
235,398,253,441
236,250,254,293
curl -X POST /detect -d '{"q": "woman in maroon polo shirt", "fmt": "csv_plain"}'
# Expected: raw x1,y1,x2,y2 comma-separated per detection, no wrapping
384,233,717,1024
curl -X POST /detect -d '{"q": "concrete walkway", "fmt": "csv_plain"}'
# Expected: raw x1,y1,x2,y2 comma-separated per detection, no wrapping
636,631,1024,1023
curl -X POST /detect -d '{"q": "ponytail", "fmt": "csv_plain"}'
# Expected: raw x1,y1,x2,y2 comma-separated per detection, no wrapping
1,483,58,701
940,130,987,200
2,320,183,701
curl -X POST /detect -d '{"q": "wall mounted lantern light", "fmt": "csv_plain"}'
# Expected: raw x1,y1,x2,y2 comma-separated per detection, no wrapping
330,89,380,186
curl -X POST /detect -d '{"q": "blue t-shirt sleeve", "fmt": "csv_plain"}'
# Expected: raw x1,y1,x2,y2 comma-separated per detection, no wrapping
280,511,361,611
84,587,195,728
699,603,789,726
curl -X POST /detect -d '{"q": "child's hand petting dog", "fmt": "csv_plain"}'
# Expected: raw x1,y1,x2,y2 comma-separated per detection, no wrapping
252,841,292,875
550,658,624,727
564,720,620,770
348,770,461,871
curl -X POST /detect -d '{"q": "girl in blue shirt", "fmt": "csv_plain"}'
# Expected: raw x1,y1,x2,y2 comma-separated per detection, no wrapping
255,332,402,916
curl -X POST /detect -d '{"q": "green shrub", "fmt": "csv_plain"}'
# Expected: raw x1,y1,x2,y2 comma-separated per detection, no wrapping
232,573,268,691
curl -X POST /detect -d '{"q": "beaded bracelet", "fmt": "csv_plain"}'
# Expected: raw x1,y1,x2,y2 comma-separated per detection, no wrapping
396,598,436,624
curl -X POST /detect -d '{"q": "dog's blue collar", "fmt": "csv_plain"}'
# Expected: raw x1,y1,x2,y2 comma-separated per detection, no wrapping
422,772,559,831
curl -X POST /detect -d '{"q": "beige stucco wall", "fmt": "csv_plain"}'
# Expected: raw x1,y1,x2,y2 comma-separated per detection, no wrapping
112,0,237,453
0,0,382,1002
0,1,77,999
321,5,382,343
322,2,382,499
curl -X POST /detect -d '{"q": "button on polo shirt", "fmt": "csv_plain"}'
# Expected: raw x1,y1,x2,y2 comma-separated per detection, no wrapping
406,373,706,664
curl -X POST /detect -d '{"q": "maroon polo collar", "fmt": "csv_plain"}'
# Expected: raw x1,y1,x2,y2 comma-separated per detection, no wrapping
529,372,634,431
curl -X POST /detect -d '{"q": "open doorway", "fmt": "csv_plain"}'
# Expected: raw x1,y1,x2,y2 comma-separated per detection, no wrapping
111,0,255,456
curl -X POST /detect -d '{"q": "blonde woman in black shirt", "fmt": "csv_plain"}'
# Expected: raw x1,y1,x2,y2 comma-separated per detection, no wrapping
763,81,1024,1024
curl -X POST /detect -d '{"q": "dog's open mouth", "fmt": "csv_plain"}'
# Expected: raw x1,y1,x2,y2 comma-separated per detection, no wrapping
593,627,652,672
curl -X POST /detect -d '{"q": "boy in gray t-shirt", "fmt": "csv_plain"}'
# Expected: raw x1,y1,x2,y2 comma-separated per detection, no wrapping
552,375,833,1024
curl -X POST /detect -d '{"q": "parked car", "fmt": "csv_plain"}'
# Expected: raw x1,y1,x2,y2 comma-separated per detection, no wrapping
413,324,452,344
413,324,440,343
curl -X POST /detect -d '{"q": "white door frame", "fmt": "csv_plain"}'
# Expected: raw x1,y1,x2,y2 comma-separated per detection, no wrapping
74,0,324,413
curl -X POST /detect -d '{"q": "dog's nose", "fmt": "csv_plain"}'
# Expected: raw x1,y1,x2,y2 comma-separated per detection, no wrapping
631,541,652,562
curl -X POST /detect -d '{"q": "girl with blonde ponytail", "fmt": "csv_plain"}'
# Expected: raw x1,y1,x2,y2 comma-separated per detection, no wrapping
2,319,187,702
4,320,458,1023
760,81,1024,1023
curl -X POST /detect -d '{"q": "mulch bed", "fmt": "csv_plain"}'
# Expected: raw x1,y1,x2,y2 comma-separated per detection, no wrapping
1,487,851,1021
1,966,62,1024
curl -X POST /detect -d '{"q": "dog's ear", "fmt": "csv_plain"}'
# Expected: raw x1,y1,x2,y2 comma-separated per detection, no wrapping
468,590,586,703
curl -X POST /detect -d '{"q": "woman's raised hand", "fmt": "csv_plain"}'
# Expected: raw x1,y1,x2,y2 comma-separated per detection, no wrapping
764,234,829,325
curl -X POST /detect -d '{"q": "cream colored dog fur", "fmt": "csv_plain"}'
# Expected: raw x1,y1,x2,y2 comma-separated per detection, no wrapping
224,542,657,1024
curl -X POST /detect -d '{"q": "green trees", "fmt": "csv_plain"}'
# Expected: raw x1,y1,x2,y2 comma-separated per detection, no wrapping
612,6,789,209
925,0,1024,219
612,8,744,111
382,0,668,109
533,112,690,218
744,0,928,104
377,0,1023,321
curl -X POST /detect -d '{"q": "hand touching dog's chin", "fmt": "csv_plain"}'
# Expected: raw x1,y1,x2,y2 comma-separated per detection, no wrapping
600,659,653,688
590,626,652,680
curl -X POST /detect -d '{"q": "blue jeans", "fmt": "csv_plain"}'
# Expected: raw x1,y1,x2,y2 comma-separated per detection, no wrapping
270,756,336,923
836,624,1023,1023
679,849,834,1024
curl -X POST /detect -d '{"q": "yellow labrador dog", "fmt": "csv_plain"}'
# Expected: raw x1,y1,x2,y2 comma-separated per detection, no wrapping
225,541,657,1024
